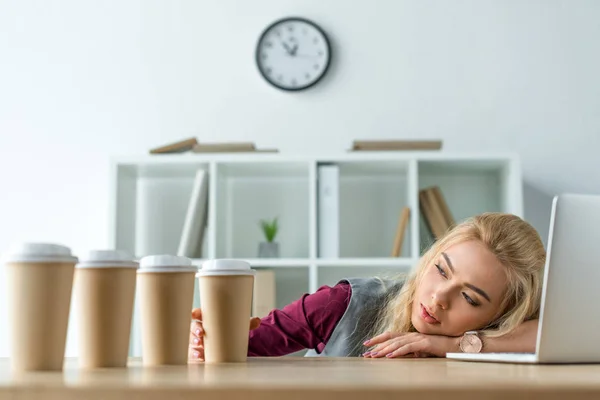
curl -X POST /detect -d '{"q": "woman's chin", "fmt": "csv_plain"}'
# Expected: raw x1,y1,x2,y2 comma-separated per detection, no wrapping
411,316,435,334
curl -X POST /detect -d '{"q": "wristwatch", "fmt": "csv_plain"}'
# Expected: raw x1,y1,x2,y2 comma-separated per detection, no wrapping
459,331,483,353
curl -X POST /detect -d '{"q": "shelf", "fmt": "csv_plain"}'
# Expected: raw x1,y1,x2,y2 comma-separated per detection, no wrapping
116,160,210,179
191,257,414,268
191,258,311,268
110,152,523,358
315,257,415,268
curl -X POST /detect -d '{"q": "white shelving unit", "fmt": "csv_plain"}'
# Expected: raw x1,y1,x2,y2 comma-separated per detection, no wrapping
109,151,523,356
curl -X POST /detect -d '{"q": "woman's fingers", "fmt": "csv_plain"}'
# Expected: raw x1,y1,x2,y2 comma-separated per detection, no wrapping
191,308,202,321
190,320,204,337
189,320,204,350
365,336,412,358
249,317,261,331
367,341,401,358
188,344,205,361
363,331,401,347
386,343,419,358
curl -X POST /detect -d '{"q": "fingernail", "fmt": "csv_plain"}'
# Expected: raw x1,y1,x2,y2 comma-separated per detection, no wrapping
193,338,200,345
370,352,378,357
363,351,371,357
363,340,371,346
193,351,200,358
386,353,393,358
195,329,201,336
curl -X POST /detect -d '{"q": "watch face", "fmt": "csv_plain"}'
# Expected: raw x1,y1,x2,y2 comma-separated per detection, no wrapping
255,17,332,91
460,333,483,353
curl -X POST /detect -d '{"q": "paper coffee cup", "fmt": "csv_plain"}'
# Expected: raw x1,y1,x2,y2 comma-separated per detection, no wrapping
3,242,78,372
137,255,197,366
75,250,138,369
197,259,256,363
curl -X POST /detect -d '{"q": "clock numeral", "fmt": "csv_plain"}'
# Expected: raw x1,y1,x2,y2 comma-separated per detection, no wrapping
313,37,319,44
291,79,297,86
287,25,294,32
305,73,311,80
264,41,273,48
302,28,308,35
318,50,324,57
289,36,296,43
265,67,272,75
277,74,283,81
313,64,320,70
261,53,268,60
275,30,281,37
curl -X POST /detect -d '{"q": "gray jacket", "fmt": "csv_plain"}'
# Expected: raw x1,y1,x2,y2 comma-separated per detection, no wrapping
305,277,404,357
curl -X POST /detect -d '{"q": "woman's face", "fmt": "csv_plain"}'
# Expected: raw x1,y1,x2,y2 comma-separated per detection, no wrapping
411,240,508,337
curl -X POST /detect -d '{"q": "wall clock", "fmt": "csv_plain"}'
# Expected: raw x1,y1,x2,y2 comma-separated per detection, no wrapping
255,17,332,91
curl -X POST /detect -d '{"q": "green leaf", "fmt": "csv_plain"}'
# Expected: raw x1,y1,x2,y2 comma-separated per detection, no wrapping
259,217,279,242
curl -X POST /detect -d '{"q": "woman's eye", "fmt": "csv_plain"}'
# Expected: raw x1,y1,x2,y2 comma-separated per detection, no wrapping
463,293,479,307
435,263,447,278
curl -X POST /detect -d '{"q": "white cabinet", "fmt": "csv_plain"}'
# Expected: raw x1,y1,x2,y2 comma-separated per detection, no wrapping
109,152,522,356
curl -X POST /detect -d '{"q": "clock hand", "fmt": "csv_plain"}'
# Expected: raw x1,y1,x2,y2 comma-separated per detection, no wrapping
291,44,299,56
282,42,292,55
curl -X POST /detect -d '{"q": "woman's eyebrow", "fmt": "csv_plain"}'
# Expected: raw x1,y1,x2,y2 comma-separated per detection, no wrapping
441,252,454,272
465,283,491,303
441,252,492,303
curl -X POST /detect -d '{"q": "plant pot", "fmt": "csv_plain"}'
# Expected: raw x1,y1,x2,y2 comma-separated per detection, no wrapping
258,242,279,258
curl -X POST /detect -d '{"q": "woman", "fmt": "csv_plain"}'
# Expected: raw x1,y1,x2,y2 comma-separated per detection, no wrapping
189,212,545,360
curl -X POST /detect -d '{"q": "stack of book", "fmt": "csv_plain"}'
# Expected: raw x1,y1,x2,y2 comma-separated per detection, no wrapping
150,137,278,154
419,186,455,240
350,139,442,152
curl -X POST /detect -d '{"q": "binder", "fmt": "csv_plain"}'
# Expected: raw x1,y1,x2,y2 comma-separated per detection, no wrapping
317,164,339,258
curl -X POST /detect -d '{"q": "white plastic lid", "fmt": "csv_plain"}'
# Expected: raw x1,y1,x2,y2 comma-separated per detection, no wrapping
76,249,138,269
196,259,256,277
2,242,78,264
137,255,197,273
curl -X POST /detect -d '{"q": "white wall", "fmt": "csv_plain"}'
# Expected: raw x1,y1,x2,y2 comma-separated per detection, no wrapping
0,0,599,356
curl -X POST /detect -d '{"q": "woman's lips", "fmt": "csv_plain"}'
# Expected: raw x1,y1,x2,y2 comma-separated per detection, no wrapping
420,303,440,324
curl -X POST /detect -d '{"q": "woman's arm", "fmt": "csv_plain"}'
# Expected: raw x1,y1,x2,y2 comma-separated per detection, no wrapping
363,319,539,358
247,281,351,357
477,319,539,353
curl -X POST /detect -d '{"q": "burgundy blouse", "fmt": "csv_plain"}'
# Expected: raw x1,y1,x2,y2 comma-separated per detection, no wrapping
247,281,351,356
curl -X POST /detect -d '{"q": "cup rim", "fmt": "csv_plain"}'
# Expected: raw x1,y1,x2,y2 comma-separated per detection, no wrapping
76,261,139,269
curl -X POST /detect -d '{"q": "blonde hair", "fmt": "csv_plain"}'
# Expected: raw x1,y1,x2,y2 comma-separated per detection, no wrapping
371,212,546,339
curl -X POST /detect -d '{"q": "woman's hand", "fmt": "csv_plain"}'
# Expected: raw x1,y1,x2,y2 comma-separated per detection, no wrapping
188,308,262,362
362,331,459,358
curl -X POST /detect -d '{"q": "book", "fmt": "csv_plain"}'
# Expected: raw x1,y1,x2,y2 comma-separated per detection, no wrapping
317,164,339,258
177,169,209,258
192,142,256,153
391,207,410,257
419,186,455,240
149,137,198,154
425,188,449,236
432,186,455,229
351,140,442,151
419,188,446,239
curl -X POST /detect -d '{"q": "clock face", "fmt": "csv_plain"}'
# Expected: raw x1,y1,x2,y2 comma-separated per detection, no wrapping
256,17,332,91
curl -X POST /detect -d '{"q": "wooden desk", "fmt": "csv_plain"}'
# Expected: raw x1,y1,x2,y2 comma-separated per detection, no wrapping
1,357,600,400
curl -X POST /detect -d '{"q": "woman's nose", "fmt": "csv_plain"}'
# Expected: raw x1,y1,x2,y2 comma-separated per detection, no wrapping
432,290,450,310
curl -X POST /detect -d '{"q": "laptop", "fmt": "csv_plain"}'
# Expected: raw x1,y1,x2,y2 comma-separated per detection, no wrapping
446,193,600,364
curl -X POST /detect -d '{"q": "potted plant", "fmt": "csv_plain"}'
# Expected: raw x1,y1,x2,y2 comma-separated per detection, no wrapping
258,217,279,258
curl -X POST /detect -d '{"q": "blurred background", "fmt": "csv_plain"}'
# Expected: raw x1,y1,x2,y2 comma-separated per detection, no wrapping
1,0,598,357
